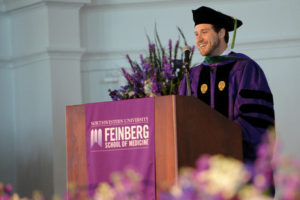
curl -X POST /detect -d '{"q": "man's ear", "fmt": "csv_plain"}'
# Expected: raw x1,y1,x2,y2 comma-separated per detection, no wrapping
218,28,226,39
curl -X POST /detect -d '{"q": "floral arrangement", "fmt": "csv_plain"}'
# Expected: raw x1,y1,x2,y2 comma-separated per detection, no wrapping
93,130,300,200
159,133,277,200
0,184,45,200
1,130,300,199
108,27,195,100
0,183,13,199
94,168,143,200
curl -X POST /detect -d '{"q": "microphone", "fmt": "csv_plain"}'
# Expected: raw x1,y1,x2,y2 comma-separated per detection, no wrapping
183,45,191,66
183,45,192,96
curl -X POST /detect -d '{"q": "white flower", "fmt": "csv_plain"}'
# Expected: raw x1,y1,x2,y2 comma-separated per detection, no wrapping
197,155,250,198
128,91,136,97
94,183,115,200
238,185,273,200
143,80,153,96
170,185,182,197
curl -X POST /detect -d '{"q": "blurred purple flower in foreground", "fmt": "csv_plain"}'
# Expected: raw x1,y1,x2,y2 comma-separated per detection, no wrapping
1,130,300,199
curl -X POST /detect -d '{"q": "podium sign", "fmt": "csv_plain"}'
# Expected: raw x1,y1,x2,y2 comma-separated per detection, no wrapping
85,98,155,198
66,95,242,199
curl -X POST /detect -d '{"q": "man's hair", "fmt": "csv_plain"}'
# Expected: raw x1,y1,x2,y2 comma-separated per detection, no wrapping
212,24,229,43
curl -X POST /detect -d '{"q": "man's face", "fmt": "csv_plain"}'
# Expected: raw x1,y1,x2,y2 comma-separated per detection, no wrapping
194,24,224,57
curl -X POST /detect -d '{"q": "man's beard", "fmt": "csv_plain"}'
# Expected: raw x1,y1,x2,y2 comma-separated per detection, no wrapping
205,38,220,57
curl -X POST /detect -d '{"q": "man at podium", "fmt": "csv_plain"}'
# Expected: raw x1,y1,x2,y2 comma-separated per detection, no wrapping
179,6,275,164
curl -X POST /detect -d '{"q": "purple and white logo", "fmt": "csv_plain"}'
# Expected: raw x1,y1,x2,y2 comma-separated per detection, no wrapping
89,117,150,151
90,129,102,148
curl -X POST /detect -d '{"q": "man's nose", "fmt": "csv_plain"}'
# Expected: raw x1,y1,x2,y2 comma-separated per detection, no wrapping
196,35,203,42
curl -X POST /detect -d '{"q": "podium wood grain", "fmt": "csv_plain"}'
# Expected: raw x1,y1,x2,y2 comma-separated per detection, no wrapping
66,104,87,199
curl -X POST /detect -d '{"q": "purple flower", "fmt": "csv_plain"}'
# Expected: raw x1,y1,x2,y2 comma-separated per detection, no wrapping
196,154,211,173
108,27,193,100
108,89,121,101
148,43,155,52
4,184,13,196
151,82,162,95
191,45,195,52
162,56,168,65
174,40,180,60
163,63,174,79
173,59,183,68
126,54,133,68
168,39,172,61
140,54,145,64
122,68,140,88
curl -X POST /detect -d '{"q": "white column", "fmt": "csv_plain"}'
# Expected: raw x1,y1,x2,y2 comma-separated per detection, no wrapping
0,0,90,198
0,2,16,192
47,1,87,196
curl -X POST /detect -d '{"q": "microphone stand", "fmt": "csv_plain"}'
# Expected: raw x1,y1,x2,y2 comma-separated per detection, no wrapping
183,46,192,96
184,62,192,96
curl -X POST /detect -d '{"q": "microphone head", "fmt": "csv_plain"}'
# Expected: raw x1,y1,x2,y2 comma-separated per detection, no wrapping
183,45,191,67
183,45,191,53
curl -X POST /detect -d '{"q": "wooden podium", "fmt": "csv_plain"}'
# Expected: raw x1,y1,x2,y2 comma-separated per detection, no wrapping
66,95,242,199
